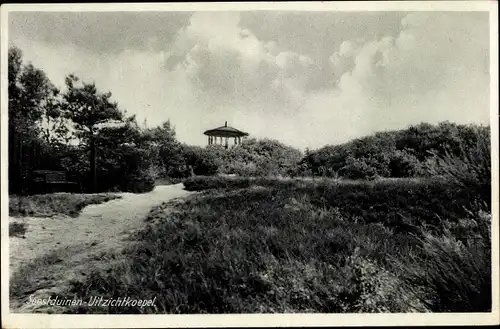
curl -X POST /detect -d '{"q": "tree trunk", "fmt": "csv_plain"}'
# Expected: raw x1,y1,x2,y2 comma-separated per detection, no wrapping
9,129,19,194
18,136,23,212
90,132,97,193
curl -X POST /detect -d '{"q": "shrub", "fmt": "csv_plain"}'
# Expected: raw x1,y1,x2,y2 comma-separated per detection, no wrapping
121,173,156,193
424,126,490,205
334,248,427,312
291,162,313,178
389,149,423,177
398,212,491,312
206,138,302,177
9,222,27,237
183,176,252,191
338,156,378,179
90,142,159,193
9,193,121,217
301,122,490,180
182,145,219,176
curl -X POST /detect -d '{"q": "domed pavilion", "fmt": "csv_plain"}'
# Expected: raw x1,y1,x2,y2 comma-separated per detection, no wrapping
204,121,249,149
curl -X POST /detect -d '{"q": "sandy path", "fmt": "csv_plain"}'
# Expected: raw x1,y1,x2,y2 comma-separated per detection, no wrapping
9,183,192,312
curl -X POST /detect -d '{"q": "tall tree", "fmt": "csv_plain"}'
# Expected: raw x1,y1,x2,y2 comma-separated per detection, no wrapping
142,120,185,177
40,86,72,147
8,46,58,193
62,74,123,192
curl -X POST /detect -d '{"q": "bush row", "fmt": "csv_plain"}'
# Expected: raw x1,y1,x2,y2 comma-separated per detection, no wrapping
299,122,490,180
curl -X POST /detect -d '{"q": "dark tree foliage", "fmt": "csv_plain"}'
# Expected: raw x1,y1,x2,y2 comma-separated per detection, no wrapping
8,46,161,194
141,120,186,178
8,46,62,194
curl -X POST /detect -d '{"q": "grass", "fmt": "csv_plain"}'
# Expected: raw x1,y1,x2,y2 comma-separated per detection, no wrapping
11,249,68,301
9,193,122,218
9,244,122,313
397,213,492,312
9,222,27,238
184,175,488,231
63,175,491,314
155,177,185,186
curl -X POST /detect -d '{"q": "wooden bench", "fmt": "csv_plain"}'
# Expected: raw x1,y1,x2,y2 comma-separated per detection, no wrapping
29,170,81,193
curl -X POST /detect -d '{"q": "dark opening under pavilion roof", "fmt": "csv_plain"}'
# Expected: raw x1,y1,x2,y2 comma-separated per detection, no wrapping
203,122,249,138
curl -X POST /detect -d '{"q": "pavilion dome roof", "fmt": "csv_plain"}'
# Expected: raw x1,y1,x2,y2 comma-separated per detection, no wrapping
204,122,249,137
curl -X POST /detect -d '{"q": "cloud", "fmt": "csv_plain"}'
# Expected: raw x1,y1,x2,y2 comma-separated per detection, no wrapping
166,12,328,117
239,11,406,60
9,11,194,54
321,12,490,141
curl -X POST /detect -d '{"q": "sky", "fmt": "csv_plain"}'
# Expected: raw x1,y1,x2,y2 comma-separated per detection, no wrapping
8,10,490,150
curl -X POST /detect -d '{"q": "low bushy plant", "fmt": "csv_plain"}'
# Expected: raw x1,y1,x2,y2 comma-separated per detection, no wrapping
424,126,490,205
9,193,121,217
182,145,219,176
121,173,156,193
397,211,491,312
9,222,27,237
389,149,423,177
301,122,490,180
338,156,378,180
